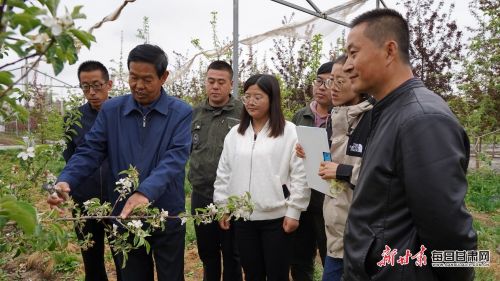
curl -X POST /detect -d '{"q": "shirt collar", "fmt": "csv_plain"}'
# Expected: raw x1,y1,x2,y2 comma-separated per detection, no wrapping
123,87,170,116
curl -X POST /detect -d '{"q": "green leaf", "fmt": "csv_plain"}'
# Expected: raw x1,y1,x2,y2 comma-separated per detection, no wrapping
69,28,94,49
5,40,28,57
0,195,38,235
10,13,41,35
5,0,28,9
56,34,74,53
71,5,86,19
0,71,14,85
45,0,60,16
51,58,64,75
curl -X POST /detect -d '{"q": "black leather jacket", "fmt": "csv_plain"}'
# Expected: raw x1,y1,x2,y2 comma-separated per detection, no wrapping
343,79,477,281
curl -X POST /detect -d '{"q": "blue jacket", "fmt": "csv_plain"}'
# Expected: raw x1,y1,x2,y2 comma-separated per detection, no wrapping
63,103,111,203
58,89,192,215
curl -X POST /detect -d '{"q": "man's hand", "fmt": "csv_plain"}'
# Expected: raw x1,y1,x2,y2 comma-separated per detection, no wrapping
120,192,150,219
47,182,70,211
318,161,339,180
295,143,306,159
219,214,231,230
283,216,299,233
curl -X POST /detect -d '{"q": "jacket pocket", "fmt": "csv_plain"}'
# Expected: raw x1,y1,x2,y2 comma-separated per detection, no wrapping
363,225,384,278
191,121,202,150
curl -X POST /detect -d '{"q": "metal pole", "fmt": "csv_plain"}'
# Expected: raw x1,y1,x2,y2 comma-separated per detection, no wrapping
271,0,351,27
377,0,380,9
232,0,239,97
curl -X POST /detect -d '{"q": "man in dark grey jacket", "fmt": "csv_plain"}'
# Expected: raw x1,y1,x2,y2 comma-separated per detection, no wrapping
188,60,243,281
341,9,477,281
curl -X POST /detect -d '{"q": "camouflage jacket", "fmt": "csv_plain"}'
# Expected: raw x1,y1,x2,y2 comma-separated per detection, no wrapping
188,96,243,199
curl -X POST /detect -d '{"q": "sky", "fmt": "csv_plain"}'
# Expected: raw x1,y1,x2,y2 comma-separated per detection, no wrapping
9,0,478,99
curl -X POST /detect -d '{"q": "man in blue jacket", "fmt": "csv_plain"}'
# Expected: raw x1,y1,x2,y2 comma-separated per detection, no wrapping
49,44,192,281
64,60,120,281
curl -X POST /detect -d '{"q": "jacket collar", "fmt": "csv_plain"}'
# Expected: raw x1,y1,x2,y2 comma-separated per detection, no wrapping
201,95,238,112
373,78,424,112
123,87,170,116
370,78,424,129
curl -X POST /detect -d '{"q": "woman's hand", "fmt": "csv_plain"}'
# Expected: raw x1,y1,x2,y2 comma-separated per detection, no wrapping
282,216,299,233
219,214,231,230
295,143,306,159
318,161,339,180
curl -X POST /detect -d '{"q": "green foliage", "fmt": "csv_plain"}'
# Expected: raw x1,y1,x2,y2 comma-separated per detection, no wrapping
52,251,80,274
466,169,500,212
455,0,499,136
0,195,37,235
0,0,95,118
472,215,499,281
136,16,150,44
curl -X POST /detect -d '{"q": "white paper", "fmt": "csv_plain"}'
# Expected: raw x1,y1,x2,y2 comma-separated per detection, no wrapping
295,126,331,195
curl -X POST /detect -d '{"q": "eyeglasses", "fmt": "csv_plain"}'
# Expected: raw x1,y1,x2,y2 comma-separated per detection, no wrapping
80,82,107,92
324,78,346,89
241,94,265,105
313,78,329,88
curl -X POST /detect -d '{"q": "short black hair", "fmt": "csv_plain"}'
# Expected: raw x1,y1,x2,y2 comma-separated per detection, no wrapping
127,44,168,78
317,61,334,75
77,60,109,82
207,60,233,78
238,74,285,138
351,9,410,64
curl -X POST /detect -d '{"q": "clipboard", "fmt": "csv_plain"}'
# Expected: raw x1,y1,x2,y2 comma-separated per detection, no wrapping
295,126,331,195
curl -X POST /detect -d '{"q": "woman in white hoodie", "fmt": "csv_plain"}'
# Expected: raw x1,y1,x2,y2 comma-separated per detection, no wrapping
214,74,310,281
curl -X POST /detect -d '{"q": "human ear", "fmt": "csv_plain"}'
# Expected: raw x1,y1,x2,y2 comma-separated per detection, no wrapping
385,40,398,66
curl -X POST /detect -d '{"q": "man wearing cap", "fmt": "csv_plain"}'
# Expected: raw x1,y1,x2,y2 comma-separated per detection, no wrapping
290,61,333,281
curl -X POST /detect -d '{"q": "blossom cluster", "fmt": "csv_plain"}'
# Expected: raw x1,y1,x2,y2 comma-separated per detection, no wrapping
17,147,35,161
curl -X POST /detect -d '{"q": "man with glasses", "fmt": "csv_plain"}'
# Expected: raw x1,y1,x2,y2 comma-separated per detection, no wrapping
290,61,333,281
64,60,121,281
189,60,243,281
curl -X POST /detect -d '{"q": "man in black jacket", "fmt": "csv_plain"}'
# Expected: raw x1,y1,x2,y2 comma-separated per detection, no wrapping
64,60,120,281
341,9,477,281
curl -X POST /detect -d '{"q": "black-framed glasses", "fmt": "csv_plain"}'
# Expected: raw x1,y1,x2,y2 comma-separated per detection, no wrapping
324,78,346,89
313,78,329,88
80,82,107,92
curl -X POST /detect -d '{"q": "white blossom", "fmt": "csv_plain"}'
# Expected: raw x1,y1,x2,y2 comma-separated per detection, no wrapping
206,203,218,216
27,99,35,107
159,209,169,222
111,224,118,237
32,33,50,45
180,217,188,225
59,10,74,27
17,146,35,160
41,16,62,36
127,220,143,229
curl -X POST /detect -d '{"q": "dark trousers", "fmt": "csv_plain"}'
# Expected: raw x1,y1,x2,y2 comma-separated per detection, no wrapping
191,191,243,281
234,218,291,281
290,210,327,281
117,221,186,281
74,209,122,281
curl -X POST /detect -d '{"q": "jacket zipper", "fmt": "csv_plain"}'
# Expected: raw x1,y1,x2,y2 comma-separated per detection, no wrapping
248,134,257,194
